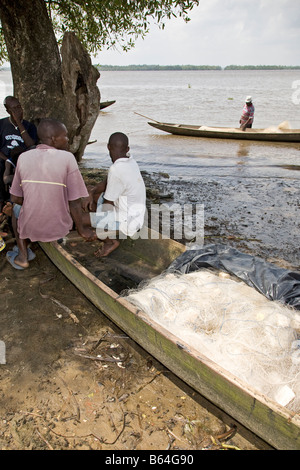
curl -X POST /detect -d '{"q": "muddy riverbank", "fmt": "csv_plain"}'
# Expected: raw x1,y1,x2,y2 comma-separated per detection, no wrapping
1,167,294,450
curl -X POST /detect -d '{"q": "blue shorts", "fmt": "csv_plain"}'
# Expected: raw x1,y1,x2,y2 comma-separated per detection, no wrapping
13,203,22,218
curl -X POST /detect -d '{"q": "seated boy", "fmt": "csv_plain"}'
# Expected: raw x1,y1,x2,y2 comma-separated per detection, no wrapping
82,132,146,257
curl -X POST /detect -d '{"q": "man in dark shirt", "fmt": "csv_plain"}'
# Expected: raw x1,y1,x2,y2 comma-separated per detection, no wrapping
0,96,37,210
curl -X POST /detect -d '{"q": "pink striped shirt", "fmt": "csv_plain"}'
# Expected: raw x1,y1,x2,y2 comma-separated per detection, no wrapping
240,103,255,125
10,144,88,242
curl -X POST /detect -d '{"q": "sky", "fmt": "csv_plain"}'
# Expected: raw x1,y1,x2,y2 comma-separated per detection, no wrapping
94,0,300,67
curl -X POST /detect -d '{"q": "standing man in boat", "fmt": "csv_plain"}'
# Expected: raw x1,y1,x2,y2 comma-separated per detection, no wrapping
82,132,146,257
239,96,255,130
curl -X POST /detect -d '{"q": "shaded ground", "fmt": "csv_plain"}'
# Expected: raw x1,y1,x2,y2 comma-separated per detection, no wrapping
1,168,292,451
0,247,267,451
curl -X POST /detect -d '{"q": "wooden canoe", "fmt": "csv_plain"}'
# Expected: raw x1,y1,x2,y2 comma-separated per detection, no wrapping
148,121,300,143
39,231,300,450
100,100,116,110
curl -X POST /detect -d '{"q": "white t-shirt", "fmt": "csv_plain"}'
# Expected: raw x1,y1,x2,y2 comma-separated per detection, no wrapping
104,156,146,236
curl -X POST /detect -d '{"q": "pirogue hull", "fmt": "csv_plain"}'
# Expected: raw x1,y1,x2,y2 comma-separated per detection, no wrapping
99,100,116,110
148,121,300,143
39,232,300,449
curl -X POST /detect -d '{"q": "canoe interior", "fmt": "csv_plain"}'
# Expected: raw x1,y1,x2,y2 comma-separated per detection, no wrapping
40,232,300,449
60,230,185,294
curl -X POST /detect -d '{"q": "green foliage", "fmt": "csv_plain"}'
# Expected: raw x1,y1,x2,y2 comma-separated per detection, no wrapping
97,64,222,71
224,65,300,70
0,26,9,63
47,0,199,53
0,0,199,63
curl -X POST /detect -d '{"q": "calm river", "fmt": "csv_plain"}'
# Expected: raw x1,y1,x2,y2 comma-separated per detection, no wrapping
1,69,299,265
89,69,300,267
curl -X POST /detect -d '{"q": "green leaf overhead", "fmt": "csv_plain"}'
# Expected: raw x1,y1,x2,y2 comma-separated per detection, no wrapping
0,0,199,62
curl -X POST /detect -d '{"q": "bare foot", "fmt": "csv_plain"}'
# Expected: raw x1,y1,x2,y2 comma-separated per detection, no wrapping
94,239,120,257
14,254,29,269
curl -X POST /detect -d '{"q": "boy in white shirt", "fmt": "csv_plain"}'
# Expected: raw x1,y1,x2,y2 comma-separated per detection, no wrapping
82,132,146,257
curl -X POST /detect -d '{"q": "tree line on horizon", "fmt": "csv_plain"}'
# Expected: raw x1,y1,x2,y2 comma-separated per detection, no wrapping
1,64,299,72
96,64,300,71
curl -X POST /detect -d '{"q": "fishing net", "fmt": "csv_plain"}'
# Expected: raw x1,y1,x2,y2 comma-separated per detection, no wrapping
125,270,300,411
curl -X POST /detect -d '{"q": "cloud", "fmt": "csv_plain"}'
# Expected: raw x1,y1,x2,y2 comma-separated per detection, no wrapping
95,0,300,66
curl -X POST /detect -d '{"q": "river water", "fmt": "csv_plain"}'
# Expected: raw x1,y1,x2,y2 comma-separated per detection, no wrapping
88,69,300,266
86,69,300,176
1,69,300,266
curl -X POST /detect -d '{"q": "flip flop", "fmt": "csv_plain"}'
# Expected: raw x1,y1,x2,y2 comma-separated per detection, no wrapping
12,245,36,261
6,251,25,270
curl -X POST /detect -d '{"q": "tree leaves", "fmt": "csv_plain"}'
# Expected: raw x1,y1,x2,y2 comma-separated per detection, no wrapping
0,0,199,62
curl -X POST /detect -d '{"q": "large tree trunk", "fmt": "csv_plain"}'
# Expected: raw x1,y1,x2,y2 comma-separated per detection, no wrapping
0,0,100,161
60,32,100,161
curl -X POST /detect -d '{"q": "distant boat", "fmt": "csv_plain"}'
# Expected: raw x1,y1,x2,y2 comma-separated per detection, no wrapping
148,120,300,143
100,100,116,110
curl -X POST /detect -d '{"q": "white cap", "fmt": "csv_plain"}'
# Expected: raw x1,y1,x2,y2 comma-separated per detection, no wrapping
245,96,252,103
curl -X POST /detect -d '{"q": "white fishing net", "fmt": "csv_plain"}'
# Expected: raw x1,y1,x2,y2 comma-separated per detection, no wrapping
126,270,300,411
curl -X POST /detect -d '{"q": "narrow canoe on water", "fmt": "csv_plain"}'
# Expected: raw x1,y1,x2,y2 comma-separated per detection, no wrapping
39,230,300,449
99,100,116,110
148,120,300,143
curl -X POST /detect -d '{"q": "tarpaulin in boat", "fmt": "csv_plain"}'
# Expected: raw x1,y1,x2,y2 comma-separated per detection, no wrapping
167,244,300,310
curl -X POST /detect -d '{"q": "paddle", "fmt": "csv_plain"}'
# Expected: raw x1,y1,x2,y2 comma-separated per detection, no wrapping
134,112,161,123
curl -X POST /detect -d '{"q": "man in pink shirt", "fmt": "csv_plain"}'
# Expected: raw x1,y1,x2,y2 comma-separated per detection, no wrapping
8,118,96,269
239,96,255,130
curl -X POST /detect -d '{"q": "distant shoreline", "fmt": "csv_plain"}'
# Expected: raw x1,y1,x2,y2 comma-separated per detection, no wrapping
96,64,300,71
1,64,299,72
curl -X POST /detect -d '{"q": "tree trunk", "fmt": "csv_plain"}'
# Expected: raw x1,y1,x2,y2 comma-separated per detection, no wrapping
0,0,100,161
60,32,100,161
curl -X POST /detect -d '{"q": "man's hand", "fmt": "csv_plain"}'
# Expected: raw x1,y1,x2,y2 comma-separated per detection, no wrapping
69,198,97,242
11,107,23,127
81,194,95,212
2,202,13,217
82,179,108,213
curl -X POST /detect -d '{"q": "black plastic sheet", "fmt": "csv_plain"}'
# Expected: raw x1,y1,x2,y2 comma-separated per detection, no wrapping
167,244,300,310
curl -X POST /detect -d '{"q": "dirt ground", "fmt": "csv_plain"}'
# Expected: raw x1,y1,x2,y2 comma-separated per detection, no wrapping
0,170,278,451
0,247,269,451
